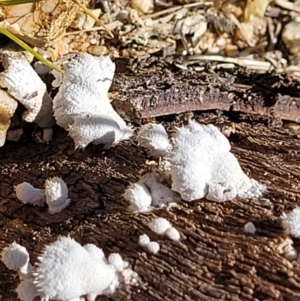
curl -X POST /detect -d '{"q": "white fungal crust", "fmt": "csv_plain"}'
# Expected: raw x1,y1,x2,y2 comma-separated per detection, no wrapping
169,120,265,202
108,253,128,272
53,53,133,149
0,57,53,128
16,278,39,301
137,123,171,156
244,222,256,234
123,182,152,213
281,207,300,238
33,237,119,301
165,227,180,241
148,218,171,235
84,244,106,263
15,182,45,206
146,242,160,254
141,172,179,208
44,177,70,214
138,234,150,247
1,242,32,276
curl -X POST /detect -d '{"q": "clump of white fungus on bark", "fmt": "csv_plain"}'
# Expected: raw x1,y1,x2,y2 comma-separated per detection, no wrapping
123,172,180,212
15,182,45,206
45,177,70,214
53,53,133,149
137,123,171,156
149,217,180,241
1,237,138,301
138,234,160,254
168,120,266,202
281,207,300,238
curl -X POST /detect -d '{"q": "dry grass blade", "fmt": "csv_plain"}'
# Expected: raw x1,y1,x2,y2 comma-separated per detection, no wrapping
71,0,114,38
0,0,40,5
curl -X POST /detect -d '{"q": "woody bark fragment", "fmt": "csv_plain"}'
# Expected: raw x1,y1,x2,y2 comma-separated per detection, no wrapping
111,57,300,123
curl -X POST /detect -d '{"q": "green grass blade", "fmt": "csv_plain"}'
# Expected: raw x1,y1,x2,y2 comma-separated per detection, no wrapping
0,0,41,6
0,26,62,72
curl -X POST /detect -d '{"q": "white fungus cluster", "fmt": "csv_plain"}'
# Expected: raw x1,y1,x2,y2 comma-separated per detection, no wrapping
14,177,70,214
0,57,53,128
53,53,133,149
281,207,300,238
169,120,266,202
1,237,137,301
123,172,179,213
148,218,180,241
138,234,160,254
137,123,171,156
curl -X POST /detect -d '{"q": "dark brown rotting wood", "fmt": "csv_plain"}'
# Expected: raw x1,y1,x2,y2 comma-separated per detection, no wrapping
111,55,300,124
2,116,300,300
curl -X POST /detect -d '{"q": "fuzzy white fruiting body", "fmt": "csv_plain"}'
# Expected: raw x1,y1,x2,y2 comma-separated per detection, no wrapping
244,222,256,234
138,234,150,247
123,182,152,212
1,242,32,277
165,227,180,241
146,242,160,254
33,237,119,301
137,123,171,156
108,253,128,272
0,57,53,128
16,278,39,301
142,173,179,207
285,248,298,261
53,53,133,149
84,244,106,263
45,177,70,214
169,120,265,202
281,207,300,238
148,218,171,235
15,182,45,206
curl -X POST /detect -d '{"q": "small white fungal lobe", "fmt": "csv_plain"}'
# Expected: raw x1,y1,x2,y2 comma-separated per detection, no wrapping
141,172,180,208
146,241,160,254
138,234,150,247
53,53,133,149
149,217,171,235
244,222,256,234
281,207,300,238
123,182,152,213
15,182,45,206
1,242,31,275
169,120,266,202
33,236,119,301
45,177,70,214
0,57,53,127
108,253,128,272
137,123,171,156
165,227,180,241
16,278,39,301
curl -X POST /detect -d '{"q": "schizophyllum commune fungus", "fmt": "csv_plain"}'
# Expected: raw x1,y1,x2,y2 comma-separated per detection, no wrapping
53,53,133,149
15,182,45,206
281,207,300,238
2,237,137,301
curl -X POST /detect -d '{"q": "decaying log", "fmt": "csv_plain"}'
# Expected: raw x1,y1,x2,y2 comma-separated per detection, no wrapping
1,53,300,301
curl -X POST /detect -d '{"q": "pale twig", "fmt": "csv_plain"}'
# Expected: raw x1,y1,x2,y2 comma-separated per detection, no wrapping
71,0,114,38
183,54,274,71
64,21,122,36
141,1,213,19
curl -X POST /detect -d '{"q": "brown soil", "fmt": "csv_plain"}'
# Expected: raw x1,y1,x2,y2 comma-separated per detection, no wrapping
1,57,300,301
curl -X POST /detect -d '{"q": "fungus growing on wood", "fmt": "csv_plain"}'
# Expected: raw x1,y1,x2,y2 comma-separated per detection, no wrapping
53,53,133,149
45,177,70,214
281,207,300,238
15,182,45,206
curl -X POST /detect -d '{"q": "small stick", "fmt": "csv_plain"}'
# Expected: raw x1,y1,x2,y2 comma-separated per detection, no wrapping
71,0,114,38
